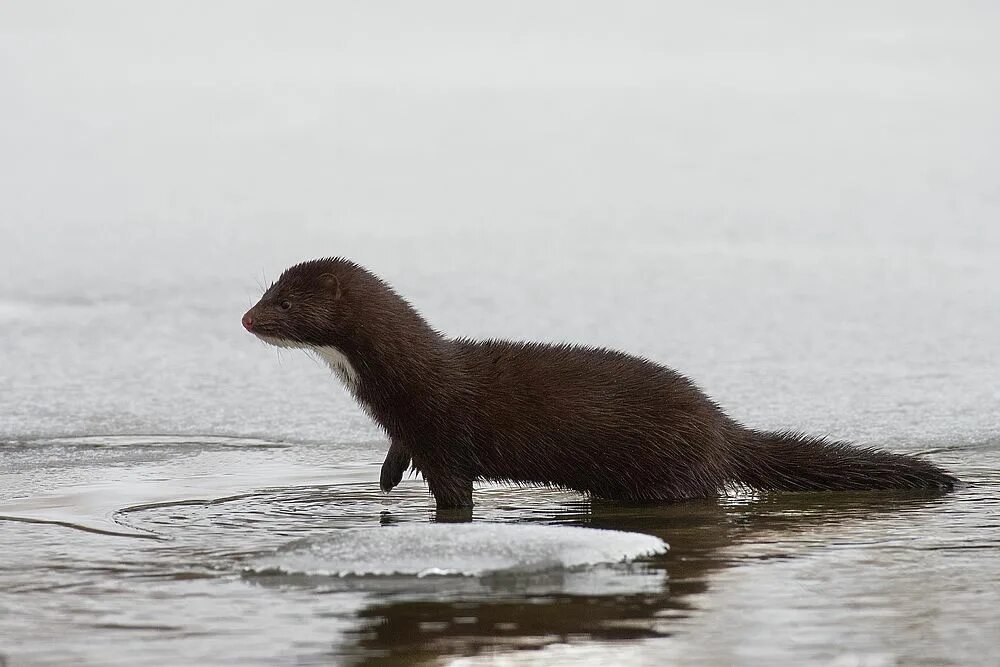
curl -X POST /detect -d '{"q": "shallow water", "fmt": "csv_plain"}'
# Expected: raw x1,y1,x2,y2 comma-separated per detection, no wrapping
3,3,1000,665
1,434,996,665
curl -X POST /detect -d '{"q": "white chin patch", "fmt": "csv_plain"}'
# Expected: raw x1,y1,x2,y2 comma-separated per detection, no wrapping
255,335,359,391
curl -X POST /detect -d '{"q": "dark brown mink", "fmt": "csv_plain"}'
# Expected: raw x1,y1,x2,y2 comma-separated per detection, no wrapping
242,257,957,509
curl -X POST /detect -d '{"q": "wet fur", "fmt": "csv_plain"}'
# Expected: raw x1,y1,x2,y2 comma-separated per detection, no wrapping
245,258,957,509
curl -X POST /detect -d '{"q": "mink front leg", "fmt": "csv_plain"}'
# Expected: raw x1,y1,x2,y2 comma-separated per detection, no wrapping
380,439,411,493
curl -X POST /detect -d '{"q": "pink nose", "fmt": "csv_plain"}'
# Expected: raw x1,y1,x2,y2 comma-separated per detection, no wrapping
242,312,254,331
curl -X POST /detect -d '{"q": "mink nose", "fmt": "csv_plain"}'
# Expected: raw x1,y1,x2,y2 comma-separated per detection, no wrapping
242,312,254,331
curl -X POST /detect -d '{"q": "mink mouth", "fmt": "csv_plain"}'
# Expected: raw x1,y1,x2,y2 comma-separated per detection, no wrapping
253,332,308,350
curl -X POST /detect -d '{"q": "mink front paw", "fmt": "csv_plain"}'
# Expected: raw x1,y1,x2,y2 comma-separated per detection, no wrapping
380,449,410,493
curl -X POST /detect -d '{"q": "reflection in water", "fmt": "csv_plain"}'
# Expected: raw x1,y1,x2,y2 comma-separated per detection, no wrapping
0,437,992,665
339,490,953,664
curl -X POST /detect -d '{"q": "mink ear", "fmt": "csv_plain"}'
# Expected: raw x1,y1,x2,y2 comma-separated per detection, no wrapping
321,273,342,300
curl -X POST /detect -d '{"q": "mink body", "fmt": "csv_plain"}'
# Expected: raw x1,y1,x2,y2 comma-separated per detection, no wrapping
243,258,957,509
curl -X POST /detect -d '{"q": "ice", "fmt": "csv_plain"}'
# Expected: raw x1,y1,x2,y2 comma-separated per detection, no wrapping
247,523,667,578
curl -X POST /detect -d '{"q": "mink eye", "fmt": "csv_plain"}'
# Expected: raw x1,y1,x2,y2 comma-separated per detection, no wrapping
279,300,291,311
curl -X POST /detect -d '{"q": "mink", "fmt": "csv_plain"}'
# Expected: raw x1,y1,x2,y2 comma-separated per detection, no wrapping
243,257,957,509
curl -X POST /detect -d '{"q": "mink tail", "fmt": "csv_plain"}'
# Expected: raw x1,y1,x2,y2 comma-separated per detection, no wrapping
731,429,957,492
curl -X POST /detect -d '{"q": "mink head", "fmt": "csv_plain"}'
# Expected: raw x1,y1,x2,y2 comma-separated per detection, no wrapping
242,258,356,349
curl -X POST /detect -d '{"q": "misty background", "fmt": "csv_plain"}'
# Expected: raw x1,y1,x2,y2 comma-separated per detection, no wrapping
2,4,1000,665
2,1,998,443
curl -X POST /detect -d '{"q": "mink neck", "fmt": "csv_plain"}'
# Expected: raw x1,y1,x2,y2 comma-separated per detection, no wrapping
337,302,459,439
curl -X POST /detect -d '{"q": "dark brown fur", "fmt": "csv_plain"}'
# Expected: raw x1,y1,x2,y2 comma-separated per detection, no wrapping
243,257,957,509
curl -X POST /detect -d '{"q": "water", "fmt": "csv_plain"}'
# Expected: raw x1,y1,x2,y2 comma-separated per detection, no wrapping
1,438,996,665
3,3,1000,665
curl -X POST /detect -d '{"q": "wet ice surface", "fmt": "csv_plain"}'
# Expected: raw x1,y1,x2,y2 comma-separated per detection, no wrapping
3,3,1000,665
247,524,667,578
